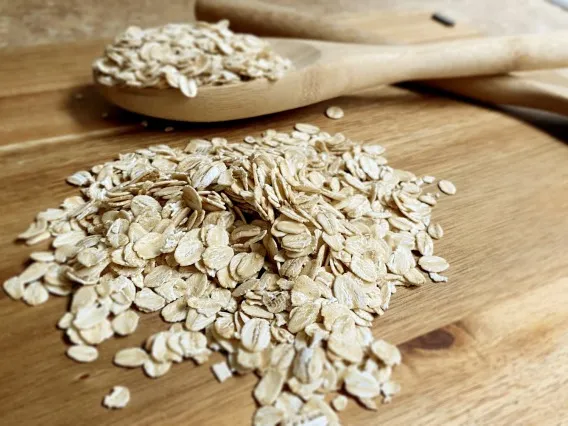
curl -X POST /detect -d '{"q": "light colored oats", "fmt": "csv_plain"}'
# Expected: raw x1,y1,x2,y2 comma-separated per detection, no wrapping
211,361,233,383
358,397,378,410
73,304,109,329
134,288,166,313
253,406,284,426
174,231,204,266
288,303,320,334
3,277,24,300
70,286,97,313
325,106,344,120
254,368,286,406
333,275,366,310
93,21,292,98
350,256,378,283
429,272,449,283
381,380,401,403
428,223,444,239
331,395,348,412
103,386,130,409
344,368,381,399
438,179,457,195
328,316,363,364
114,347,149,367
133,232,165,259
418,193,437,206
294,123,320,134
161,298,188,323
80,319,114,345
30,251,55,262
66,345,99,363
182,186,203,211
143,359,172,378
241,303,274,320
185,308,216,331
416,231,434,256
403,268,427,286
418,255,449,273
22,282,49,306
66,327,87,346
241,318,271,352
371,340,402,366
111,310,139,336
57,312,73,329
4,124,459,425
387,246,415,276
19,262,49,284
202,246,234,270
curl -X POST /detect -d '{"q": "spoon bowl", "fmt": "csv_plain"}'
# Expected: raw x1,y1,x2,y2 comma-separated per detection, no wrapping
95,33,568,122
96,39,324,122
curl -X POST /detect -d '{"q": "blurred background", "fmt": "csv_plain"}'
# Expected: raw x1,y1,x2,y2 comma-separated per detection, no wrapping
2,0,568,48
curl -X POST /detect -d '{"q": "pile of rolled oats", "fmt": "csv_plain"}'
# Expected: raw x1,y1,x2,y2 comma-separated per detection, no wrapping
4,124,455,425
93,20,292,97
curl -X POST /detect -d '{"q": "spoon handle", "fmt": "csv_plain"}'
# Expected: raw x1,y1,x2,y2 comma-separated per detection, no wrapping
196,0,568,116
196,0,398,45
375,33,568,81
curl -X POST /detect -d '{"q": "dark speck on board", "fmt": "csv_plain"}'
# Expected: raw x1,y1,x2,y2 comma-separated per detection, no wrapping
78,373,90,381
432,12,456,27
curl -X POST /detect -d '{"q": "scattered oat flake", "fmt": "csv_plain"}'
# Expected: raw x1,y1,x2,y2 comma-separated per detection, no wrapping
331,395,348,412
3,277,24,300
429,272,449,282
212,361,233,383
325,106,344,120
103,386,130,409
438,180,457,195
67,345,99,363
418,255,449,273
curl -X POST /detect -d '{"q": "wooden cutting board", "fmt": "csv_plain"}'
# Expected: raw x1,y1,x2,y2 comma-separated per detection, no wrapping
0,10,567,426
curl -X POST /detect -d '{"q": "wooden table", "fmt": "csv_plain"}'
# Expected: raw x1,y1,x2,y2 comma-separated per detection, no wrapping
0,11,567,426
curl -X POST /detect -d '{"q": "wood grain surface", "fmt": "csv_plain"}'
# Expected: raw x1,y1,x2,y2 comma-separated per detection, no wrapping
4,0,568,48
0,10,567,426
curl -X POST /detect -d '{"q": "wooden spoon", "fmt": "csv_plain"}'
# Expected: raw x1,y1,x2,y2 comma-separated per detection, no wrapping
96,34,568,122
195,0,568,117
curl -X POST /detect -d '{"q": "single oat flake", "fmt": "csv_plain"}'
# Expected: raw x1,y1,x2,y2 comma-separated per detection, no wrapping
325,106,344,120
3,124,458,425
212,361,233,383
103,386,130,409
66,345,99,363
438,179,457,195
